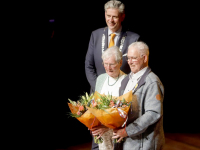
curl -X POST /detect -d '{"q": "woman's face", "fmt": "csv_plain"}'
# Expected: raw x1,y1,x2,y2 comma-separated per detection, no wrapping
103,56,122,78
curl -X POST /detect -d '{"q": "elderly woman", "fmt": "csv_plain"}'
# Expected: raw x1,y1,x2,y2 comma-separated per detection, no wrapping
90,46,127,150
96,46,127,96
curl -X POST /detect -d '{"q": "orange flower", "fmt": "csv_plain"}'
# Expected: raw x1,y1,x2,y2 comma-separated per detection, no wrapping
79,105,84,111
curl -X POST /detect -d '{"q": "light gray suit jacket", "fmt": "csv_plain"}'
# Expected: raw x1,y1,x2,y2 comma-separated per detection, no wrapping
115,67,165,150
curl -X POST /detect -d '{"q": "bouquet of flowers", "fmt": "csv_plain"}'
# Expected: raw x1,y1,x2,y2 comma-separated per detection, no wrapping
86,90,134,129
67,92,103,143
86,90,137,143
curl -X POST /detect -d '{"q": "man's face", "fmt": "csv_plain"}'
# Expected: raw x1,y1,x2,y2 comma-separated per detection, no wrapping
127,47,145,74
103,56,122,78
105,8,125,32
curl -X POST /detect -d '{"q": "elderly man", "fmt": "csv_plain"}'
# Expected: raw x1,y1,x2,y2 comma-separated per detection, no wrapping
112,41,165,150
85,0,140,95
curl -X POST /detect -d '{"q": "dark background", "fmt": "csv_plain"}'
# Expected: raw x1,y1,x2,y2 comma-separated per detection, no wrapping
43,1,199,149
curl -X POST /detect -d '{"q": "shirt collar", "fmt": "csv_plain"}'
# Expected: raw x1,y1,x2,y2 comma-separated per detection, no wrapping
108,26,122,36
129,66,148,81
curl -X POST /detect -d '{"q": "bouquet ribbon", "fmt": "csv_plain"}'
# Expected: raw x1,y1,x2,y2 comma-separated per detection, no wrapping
112,100,128,127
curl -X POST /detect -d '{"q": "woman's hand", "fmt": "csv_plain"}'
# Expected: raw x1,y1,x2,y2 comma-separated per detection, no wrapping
90,125,109,139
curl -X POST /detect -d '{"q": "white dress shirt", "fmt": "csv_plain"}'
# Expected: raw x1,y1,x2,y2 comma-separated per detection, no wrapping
123,67,148,94
108,27,122,46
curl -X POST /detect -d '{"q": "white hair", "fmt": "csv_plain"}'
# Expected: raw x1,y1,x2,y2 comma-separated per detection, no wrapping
104,0,125,14
128,41,149,57
102,46,122,62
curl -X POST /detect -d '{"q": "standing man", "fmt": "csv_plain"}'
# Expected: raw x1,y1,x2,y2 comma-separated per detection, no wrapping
85,0,140,95
112,41,165,150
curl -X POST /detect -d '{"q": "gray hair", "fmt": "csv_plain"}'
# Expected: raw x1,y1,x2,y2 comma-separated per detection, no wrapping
102,46,122,63
104,0,125,14
128,41,149,57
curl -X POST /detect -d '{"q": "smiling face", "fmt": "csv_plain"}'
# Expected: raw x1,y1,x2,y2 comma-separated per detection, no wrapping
105,8,125,33
103,55,122,78
127,47,147,74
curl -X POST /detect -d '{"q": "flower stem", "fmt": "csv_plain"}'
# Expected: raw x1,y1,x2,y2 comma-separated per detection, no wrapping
94,136,103,144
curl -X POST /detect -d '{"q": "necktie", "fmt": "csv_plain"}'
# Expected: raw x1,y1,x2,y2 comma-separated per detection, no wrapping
108,33,116,48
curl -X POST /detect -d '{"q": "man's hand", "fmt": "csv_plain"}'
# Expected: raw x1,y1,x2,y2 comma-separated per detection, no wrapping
90,125,109,139
112,128,128,143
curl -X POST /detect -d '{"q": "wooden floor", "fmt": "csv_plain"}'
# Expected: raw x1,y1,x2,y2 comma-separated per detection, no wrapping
62,133,200,150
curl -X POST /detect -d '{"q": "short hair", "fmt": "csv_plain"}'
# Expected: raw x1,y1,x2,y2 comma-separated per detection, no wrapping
104,0,125,14
128,41,149,57
102,46,122,63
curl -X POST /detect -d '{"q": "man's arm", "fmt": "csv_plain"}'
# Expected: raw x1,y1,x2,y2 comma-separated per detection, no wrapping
113,81,164,140
125,81,164,137
85,32,98,93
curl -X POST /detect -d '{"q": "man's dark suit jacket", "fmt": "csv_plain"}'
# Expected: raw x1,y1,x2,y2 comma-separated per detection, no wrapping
85,27,140,94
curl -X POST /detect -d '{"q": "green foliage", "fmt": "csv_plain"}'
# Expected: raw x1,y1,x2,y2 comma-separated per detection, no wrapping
68,92,95,118
94,135,103,144
88,93,131,113
67,112,81,118
79,92,94,106
68,99,77,106
68,92,94,107
113,138,124,143
97,93,115,108
89,93,117,113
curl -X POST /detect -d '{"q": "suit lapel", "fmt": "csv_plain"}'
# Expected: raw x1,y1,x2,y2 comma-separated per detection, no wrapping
104,27,127,52
116,30,126,47
119,75,129,96
132,67,151,94
116,28,127,53
103,27,108,51
119,67,152,96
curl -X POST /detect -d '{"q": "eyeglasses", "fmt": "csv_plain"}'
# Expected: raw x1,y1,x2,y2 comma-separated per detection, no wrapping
125,55,144,62
102,62,118,67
